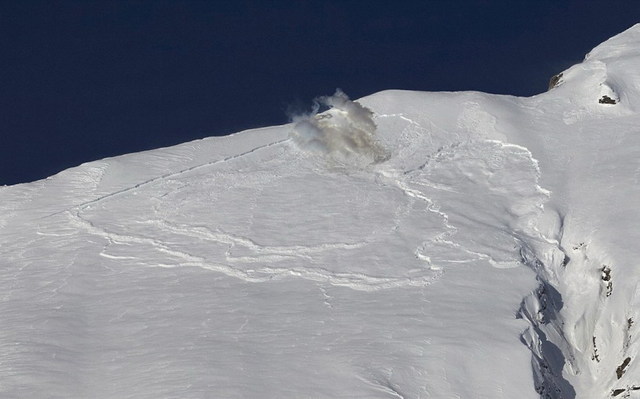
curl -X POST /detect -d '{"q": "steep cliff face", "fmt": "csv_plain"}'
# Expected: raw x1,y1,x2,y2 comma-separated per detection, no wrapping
516,24,640,398
359,28,640,398
1,24,640,398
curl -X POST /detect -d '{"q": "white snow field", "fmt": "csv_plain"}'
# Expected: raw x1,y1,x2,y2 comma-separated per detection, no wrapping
2,24,640,398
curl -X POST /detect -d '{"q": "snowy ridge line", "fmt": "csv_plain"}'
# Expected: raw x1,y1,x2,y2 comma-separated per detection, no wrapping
43,137,291,219
67,208,441,292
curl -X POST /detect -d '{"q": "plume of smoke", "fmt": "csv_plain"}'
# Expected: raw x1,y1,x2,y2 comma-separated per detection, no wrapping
290,90,388,166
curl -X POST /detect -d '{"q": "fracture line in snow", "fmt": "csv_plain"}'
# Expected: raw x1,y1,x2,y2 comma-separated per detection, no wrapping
44,138,291,219
385,136,555,270
67,209,441,292
392,179,504,267
376,112,452,138
375,167,466,268
157,220,368,258
376,112,421,127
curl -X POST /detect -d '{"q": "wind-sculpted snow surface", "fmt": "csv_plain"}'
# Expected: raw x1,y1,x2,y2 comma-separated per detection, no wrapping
2,23,640,399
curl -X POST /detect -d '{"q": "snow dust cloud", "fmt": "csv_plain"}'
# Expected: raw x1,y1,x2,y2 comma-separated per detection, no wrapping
290,90,388,166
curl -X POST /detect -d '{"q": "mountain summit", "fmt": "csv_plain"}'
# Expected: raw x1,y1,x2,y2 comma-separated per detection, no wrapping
2,24,640,398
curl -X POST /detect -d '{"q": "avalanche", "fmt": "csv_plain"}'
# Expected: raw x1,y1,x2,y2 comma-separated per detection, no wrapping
1,24,640,399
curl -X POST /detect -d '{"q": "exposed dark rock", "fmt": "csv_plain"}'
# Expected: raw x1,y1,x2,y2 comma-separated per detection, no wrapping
548,73,564,90
599,95,617,104
602,265,613,297
616,357,631,379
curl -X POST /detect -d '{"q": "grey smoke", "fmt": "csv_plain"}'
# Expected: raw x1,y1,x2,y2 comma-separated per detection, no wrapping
290,90,388,165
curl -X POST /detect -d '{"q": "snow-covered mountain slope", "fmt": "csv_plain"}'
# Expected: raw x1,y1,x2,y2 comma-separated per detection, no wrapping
2,24,640,398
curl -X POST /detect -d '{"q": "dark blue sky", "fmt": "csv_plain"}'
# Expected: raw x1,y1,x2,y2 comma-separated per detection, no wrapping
1,1,639,185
